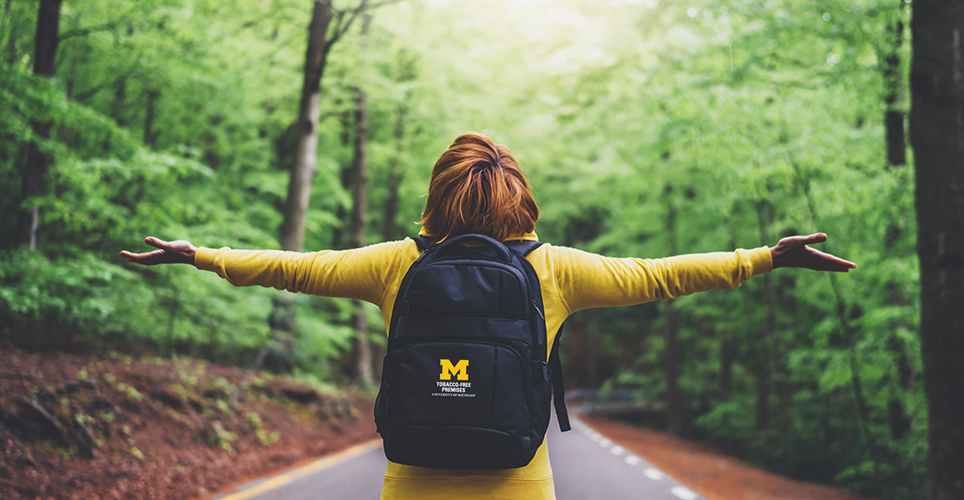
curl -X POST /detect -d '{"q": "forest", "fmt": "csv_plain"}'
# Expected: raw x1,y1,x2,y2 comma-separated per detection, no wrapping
1,0,962,499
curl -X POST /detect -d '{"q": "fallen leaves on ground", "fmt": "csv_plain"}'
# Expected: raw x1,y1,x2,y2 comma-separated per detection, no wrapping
585,415,875,500
0,348,376,500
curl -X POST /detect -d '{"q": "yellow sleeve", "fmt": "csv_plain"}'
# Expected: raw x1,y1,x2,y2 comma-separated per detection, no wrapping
193,240,408,307
551,245,773,314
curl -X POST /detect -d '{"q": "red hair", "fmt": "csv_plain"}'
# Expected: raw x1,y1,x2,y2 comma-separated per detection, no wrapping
420,133,539,242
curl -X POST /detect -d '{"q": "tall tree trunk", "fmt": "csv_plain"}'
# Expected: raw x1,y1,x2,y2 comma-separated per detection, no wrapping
719,332,733,401
349,87,372,386
260,1,334,374
58,21,78,146
280,0,333,253
62,15,78,100
348,14,373,387
910,1,964,498
110,77,126,124
1,0,11,28
3,0,17,66
789,156,886,496
664,300,682,434
663,185,683,435
31,0,60,77
381,101,407,241
881,1,914,445
99,76,127,154
144,89,160,148
242,0,371,381
17,0,62,249
884,2,907,167
887,335,913,441
331,111,353,250
753,200,774,434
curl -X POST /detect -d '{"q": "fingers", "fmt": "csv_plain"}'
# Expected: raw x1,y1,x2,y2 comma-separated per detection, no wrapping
808,247,857,272
804,233,828,245
144,236,168,249
782,233,827,248
122,236,197,266
119,249,165,265
772,233,856,272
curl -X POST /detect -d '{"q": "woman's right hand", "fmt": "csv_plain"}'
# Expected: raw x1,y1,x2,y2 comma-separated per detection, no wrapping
770,233,856,272
120,237,197,266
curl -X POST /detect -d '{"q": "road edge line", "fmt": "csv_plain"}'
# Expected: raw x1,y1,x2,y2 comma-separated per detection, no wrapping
213,439,381,500
572,415,705,500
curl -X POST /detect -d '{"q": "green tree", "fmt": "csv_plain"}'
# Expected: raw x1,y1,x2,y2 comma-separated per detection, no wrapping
910,1,964,498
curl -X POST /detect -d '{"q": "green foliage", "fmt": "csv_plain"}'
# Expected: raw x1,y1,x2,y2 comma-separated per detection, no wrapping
0,0,925,497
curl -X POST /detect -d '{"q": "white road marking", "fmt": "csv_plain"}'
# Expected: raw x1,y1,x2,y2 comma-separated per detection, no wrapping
643,468,664,480
671,486,698,499
574,418,705,499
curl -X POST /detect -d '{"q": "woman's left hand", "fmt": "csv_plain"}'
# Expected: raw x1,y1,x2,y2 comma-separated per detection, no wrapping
770,233,856,272
120,236,197,267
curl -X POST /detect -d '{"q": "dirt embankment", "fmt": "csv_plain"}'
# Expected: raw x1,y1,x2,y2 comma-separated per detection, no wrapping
0,348,376,499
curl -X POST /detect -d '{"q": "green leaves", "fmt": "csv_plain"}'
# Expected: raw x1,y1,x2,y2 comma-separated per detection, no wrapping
0,1,923,495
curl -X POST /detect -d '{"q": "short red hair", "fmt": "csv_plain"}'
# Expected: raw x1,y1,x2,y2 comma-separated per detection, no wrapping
420,133,539,242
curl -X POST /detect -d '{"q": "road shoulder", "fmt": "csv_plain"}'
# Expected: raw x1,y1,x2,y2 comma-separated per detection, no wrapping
583,415,874,500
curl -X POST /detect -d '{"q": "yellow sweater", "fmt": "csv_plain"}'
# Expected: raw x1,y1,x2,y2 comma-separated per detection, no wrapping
194,233,772,499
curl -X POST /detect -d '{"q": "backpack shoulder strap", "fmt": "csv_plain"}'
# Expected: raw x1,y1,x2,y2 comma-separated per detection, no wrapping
505,239,543,256
506,238,568,431
413,235,434,252
416,236,539,255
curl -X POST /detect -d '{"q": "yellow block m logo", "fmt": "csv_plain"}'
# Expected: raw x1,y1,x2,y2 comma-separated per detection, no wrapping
439,359,469,381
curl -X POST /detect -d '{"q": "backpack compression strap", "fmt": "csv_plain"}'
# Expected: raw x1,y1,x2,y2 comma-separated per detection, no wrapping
550,323,571,432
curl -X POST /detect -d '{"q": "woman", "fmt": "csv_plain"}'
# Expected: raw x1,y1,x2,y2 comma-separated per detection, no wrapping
121,133,855,499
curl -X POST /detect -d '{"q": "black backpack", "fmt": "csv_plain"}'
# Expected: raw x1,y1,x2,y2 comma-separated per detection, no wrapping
374,234,570,469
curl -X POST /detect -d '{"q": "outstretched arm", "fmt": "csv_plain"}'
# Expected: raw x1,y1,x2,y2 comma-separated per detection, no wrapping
769,233,855,272
120,236,406,307
120,237,197,266
554,232,855,314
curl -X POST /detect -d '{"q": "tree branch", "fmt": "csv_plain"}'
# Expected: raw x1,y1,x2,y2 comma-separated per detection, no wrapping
0,417,36,466
328,8,348,44
365,0,404,10
73,81,112,102
73,68,135,103
326,0,401,47
60,21,117,40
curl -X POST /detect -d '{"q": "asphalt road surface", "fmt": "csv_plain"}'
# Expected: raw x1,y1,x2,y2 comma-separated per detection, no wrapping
212,416,705,500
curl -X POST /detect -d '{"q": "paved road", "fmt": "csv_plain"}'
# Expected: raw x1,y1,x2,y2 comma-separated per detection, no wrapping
213,416,705,500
